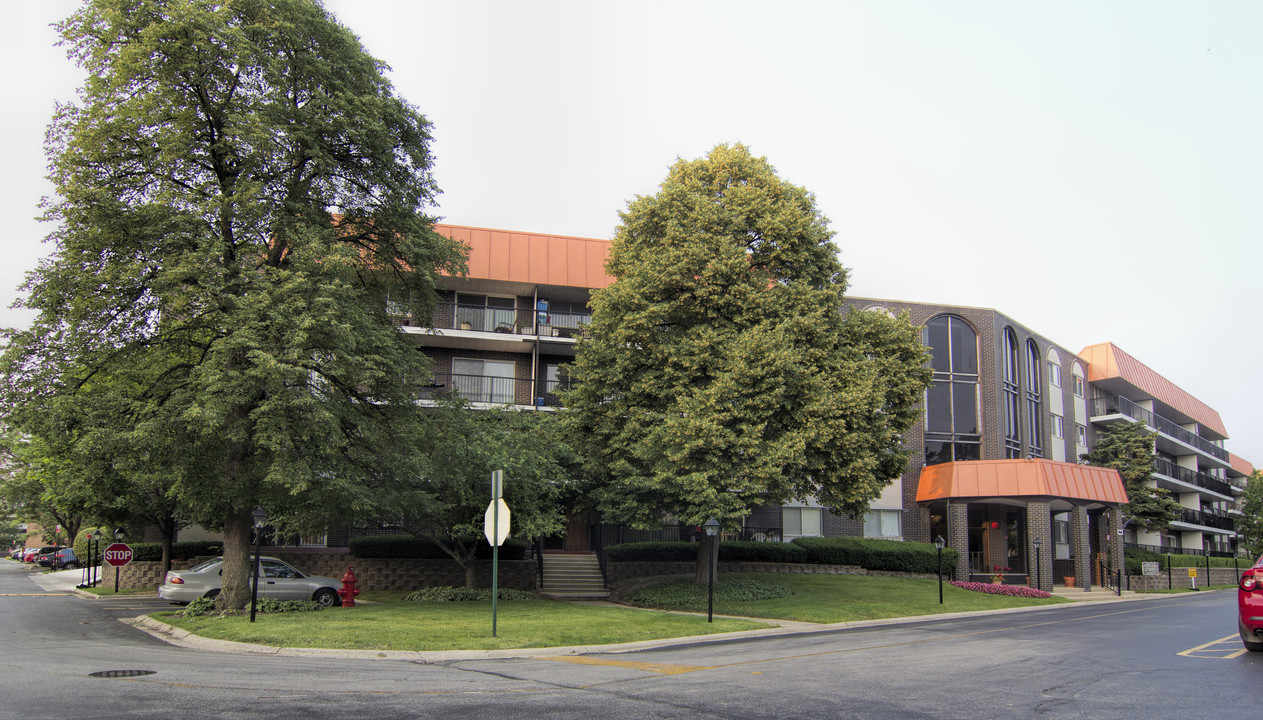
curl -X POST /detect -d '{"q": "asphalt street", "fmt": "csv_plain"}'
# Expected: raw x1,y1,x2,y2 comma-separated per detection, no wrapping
1,559,1257,720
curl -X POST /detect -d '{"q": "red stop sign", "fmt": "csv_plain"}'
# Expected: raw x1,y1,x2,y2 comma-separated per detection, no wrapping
103,542,133,567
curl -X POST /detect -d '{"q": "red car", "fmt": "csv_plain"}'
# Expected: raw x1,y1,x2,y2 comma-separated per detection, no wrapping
1239,556,1263,652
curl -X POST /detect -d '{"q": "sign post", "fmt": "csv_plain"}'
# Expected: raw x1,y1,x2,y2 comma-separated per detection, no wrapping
484,470,510,637
1188,567,1198,591
103,543,133,593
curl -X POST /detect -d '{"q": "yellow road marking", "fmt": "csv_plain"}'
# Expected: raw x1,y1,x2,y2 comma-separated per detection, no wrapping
547,656,715,675
1177,634,1247,659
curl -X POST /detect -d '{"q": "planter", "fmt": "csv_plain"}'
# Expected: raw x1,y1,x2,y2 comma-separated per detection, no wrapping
1063,576,1075,588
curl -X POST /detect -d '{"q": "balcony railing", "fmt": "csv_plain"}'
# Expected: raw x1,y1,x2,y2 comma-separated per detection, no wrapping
1125,542,1235,559
1153,457,1232,497
421,372,573,407
1088,395,1229,462
388,300,589,337
1177,507,1235,532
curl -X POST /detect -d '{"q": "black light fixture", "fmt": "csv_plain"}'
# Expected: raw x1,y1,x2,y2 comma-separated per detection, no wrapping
114,527,124,542
249,507,267,623
1032,538,1043,592
934,535,946,604
703,518,721,623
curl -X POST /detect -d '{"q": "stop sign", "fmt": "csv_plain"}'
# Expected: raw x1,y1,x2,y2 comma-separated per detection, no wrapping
103,542,133,567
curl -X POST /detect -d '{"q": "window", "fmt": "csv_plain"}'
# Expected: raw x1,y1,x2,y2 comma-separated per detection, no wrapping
782,507,823,537
1002,328,1022,459
1051,414,1064,439
452,358,516,404
864,510,901,538
1048,362,1062,388
455,293,516,332
1025,340,1042,458
542,364,572,406
1076,423,1087,446
1073,375,1085,398
1053,520,1070,544
923,316,981,465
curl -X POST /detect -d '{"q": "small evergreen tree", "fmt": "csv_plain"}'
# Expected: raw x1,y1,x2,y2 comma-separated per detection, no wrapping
1237,471,1263,559
1080,420,1179,533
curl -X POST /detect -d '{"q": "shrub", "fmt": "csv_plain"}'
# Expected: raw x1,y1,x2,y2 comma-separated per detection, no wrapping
128,541,224,562
178,596,217,617
605,541,698,562
254,597,324,613
347,535,526,561
630,577,792,607
404,586,539,602
791,536,958,574
1124,548,1243,575
950,581,1051,599
605,540,811,563
718,541,811,563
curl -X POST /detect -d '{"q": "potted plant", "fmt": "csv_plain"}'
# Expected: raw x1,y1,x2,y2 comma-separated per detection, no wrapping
1063,576,1076,588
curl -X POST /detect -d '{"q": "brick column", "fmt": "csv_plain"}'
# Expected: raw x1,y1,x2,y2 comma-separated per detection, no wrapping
1026,501,1052,592
948,501,970,582
1071,505,1092,590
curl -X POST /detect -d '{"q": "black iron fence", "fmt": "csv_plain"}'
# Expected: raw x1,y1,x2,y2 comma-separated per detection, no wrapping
1126,542,1236,559
1088,395,1229,461
1154,457,1233,497
420,372,574,407
589,523,784,549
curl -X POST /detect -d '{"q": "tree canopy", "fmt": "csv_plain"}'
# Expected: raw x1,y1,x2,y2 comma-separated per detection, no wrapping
1237,470,1263,560
1080,420,1179,533
0,0,464,608
564,144,931,533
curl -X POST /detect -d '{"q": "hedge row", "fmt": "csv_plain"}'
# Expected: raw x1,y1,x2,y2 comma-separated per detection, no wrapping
1124,548,1249,575
605,537,956,574
346,535,527,561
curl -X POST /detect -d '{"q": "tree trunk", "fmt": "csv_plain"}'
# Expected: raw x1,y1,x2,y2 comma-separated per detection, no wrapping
218,508,253,610
160,516,175,575
694,535,719,584
464,562,477,589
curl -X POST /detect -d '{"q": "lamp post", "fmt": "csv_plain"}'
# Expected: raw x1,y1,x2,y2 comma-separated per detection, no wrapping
249,507,267,623
1032,538,1043,592
703,518,721,622
89,529,101,587
934,536,945,604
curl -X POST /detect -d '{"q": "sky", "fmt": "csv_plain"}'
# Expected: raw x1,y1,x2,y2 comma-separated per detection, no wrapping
3,1,1260,467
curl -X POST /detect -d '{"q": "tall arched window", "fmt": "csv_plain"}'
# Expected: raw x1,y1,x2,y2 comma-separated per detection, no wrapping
924,315,980,465
1002,328,1022,458
1025,339,1043,458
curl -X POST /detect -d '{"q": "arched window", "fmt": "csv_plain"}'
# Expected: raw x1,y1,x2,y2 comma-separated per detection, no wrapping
923,315,980,465
1025,339,1042,458
1002,328,1022,458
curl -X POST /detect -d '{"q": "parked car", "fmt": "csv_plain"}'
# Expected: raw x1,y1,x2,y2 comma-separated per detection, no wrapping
158,556,343,607
1239,555,1263,652
24,546,57,563
48,548,78,570
35,547,66,567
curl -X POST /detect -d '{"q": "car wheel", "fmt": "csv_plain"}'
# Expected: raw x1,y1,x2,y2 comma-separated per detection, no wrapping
203,589,220,600
313,588,340,607
1240,621,1263,652
64,562,78,570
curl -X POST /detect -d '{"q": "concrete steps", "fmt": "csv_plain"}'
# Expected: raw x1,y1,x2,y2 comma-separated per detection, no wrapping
538,552,609,600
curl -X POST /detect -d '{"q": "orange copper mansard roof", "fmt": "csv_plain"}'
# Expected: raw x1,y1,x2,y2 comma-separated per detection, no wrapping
435,224,614,289
916,459,1128,504
1079,342,1227,438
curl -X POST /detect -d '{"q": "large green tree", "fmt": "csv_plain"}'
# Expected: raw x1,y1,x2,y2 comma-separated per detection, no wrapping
1080,420,1180,533
0,0,464,609
564,144,932,574
1237,470,1263,559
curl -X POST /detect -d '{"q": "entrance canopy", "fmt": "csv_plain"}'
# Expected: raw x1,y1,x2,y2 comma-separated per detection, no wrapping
916,458,1127,504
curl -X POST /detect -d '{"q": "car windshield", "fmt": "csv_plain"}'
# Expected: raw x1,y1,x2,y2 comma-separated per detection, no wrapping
187,558,223,572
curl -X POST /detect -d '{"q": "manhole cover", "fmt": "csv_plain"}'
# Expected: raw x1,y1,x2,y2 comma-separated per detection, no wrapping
89,670,156,678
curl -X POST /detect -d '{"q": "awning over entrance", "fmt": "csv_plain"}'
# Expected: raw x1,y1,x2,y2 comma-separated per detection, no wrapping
916,458,1127,504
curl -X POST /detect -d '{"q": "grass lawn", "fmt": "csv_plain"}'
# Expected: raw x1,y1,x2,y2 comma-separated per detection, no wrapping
156,599,772,651
627,573,1069,624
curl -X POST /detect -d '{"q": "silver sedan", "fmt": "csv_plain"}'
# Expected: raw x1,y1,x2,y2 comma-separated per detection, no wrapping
158,556,343,607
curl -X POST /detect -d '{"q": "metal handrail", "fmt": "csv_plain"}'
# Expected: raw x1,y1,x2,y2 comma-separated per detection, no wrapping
389,299,590,336
420,372,574,406
1154,457,1232,497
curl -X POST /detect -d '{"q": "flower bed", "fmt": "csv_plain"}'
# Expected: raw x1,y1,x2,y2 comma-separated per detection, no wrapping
950,581,1051,599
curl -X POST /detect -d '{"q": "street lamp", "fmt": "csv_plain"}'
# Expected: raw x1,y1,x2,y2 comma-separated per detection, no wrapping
703,518,721,623
249,507,267,623
1032,538,1043,592
934,536,945,604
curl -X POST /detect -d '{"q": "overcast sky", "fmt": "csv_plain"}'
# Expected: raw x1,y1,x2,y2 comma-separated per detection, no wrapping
4,1,1260,468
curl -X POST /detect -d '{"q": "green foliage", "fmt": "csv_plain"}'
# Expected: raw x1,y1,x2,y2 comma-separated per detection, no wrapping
791,537,958,574
348,534,527,561
404,586,540,602
72,527,110,561
1080,421,1179,533
629,577,792,606
128,541,223,562
1,0,466,610
1124,547,1243,574
179,596,217,617
1237,471,1263,559
606,540,811,563
565,144,931,530
254,598,325,614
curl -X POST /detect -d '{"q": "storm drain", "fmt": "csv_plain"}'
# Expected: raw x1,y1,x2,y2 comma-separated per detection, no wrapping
89,670,156,679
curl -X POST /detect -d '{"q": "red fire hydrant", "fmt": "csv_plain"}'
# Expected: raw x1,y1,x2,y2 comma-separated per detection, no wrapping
338,566,359,608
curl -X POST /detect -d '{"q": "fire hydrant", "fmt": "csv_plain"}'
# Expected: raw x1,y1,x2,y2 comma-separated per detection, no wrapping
338,566,359,608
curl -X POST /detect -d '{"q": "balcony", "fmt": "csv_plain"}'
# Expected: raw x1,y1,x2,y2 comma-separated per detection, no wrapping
1174,507,1235,532
1153,457,1233,499
389,300,589,338
1088,395,1228,462
421,372,573,407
